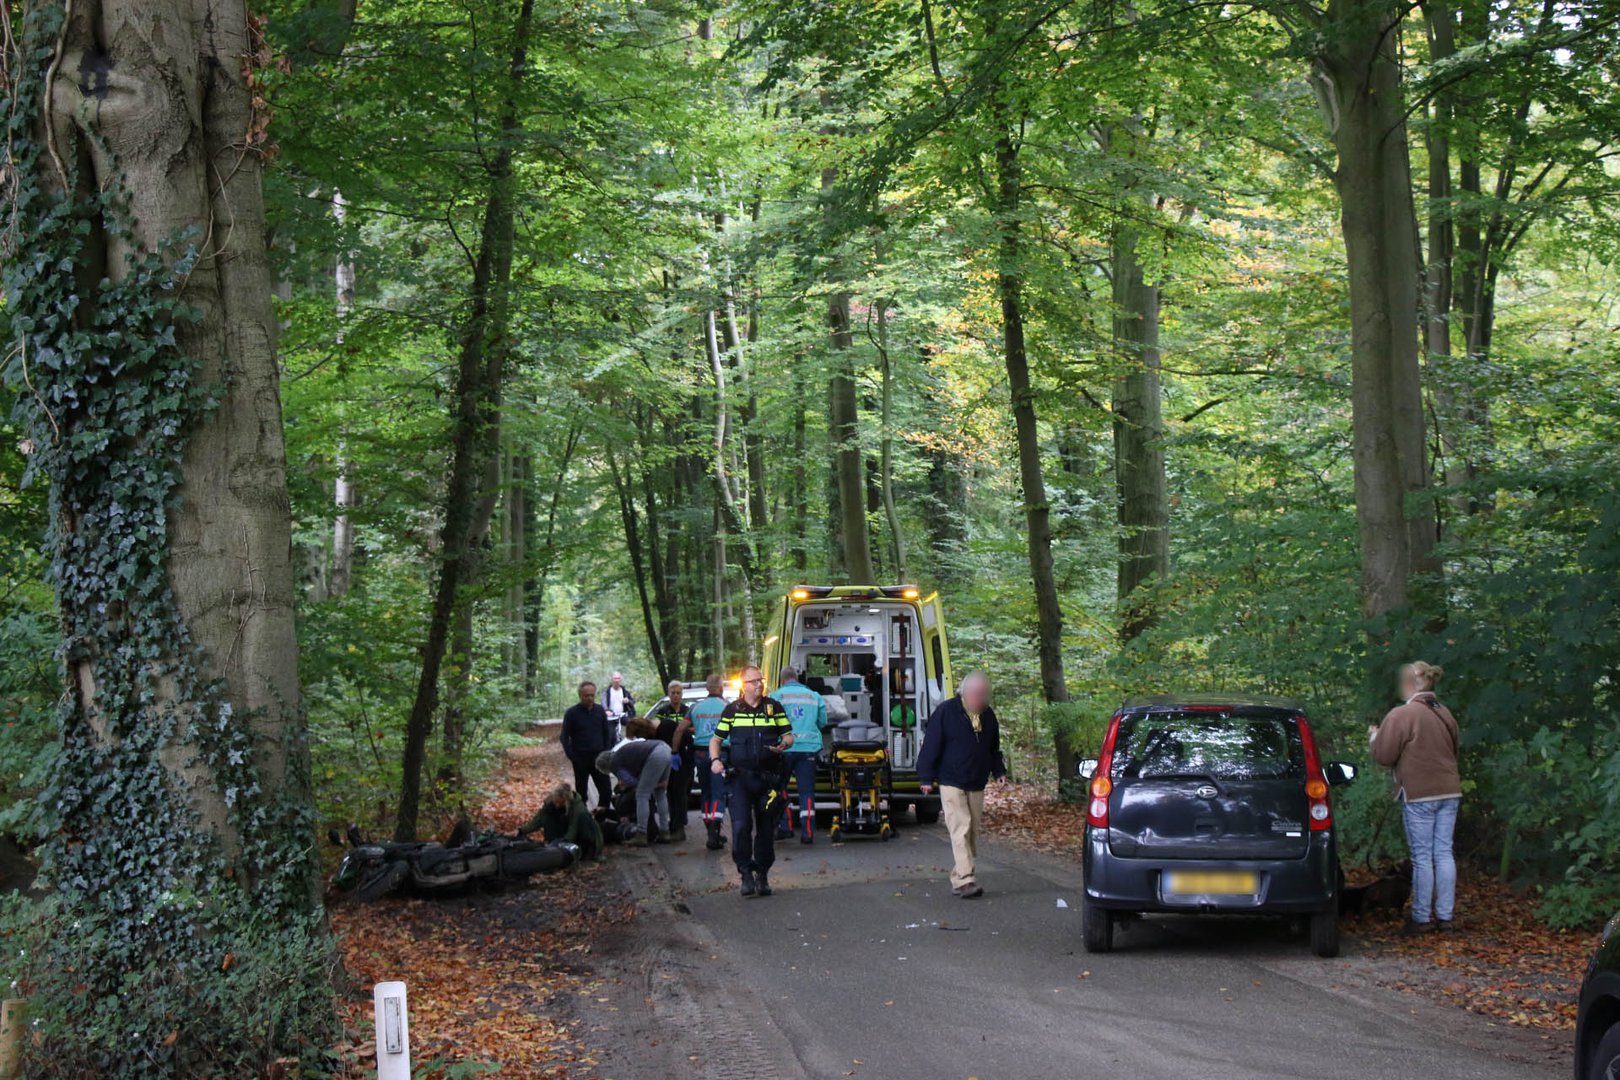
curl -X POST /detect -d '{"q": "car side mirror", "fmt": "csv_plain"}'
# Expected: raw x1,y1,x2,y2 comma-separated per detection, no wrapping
1077,758,1099,780
1324,761,1358,787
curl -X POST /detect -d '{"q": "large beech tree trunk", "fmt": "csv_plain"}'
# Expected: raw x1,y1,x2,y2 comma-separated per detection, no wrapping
43,0,316,892
16,0,334,1065
1313,3,1439,622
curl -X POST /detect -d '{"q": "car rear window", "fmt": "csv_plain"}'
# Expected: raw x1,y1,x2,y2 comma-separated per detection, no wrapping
1112,711,1305,781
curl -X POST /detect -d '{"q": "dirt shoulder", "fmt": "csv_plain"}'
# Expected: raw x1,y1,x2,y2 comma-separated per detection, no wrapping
327,737,635,1078
325,735,806,1080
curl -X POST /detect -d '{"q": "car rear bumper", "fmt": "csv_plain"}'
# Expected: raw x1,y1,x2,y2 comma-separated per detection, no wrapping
1083,827,1339,914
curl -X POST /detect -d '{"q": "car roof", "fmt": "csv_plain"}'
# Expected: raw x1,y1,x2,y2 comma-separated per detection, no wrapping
1120,693,1305,713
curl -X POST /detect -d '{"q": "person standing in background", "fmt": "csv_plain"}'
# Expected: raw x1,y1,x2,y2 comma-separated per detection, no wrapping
559,681,613,809
774,666,829,844
603,671,635,738
1370,661,1463,935
649,679,694,843
689,674,730,851
916,672,1006,899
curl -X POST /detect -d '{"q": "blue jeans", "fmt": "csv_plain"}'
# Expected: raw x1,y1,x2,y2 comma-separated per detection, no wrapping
1402,796,1460,923
780,751,819,835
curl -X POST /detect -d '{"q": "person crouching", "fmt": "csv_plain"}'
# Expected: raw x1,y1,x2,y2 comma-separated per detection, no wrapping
520,782,605,863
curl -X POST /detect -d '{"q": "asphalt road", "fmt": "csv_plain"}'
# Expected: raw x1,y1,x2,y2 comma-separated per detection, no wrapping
644,817,1565,1080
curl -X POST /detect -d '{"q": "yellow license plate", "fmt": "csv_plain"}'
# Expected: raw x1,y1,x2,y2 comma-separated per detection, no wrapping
1163,871,1259,896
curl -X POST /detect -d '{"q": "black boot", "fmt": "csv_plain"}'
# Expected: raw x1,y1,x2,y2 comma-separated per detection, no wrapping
705,821,724,851
739,870,757,897
755,870,772,897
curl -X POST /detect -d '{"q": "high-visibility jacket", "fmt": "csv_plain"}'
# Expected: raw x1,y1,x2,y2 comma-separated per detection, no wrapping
774,680,829,754
715,696,791,772
689,694,728,750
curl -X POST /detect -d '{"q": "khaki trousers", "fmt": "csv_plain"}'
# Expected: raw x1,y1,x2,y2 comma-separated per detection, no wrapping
940,785,985,889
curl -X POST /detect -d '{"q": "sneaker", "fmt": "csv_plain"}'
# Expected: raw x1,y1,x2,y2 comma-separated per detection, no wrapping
740,871,757,898
756,871,772,897
1399,919,1433,936
1436,919,1456,932
628,832,649,848
957,883,984,899
668,827,686,843
775,828,792,841
800,831,814,845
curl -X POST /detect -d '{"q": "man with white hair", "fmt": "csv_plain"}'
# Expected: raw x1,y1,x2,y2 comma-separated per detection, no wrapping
603,671,635,738
916,671,1006,899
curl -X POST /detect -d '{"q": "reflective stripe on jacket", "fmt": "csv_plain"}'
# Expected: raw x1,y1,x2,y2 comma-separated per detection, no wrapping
774,681,829,754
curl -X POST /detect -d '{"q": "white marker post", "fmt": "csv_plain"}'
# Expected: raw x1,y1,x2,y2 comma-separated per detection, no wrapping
373,981,410,1080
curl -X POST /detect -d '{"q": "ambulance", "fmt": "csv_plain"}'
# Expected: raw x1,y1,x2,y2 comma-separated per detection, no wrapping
761,585,954,823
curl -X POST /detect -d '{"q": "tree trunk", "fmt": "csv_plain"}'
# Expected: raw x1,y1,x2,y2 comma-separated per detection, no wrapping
439,455,500,788
608,444,670,685
396,0,535,841
1314,4,1438,623
875,301,908,581
791,361,810,574
823,155,876,583
330,190,357,596
17,0,332,1062
1111,223,1169,640
993,123,1075,783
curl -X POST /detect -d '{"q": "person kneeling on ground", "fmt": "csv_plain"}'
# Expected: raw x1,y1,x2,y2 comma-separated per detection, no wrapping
596,716,672,846
520,782,606,863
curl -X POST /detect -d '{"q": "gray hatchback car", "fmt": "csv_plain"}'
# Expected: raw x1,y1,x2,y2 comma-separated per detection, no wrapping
1079,695,1357,957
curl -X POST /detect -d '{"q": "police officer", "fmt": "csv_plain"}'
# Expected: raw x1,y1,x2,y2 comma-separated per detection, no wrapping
709,665,793,897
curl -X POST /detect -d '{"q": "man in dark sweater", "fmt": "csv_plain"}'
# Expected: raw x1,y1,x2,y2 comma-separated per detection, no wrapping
915,672,1006,899
559,681,614,808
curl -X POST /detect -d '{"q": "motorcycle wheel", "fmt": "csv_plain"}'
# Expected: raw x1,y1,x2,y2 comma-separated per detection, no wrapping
356,860,409,902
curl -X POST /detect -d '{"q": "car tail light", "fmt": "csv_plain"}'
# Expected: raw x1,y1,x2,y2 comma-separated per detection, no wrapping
1297,712,1333,831
1087,715,1122,828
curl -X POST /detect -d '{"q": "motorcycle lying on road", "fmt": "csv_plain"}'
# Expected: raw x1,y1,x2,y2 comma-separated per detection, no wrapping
329,823,579,902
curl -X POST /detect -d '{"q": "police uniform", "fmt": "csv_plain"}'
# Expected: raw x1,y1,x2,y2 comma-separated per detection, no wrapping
714,694,791,896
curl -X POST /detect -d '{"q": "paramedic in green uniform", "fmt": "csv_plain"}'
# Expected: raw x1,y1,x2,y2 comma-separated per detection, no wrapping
710,666,793,897
774,666,829,844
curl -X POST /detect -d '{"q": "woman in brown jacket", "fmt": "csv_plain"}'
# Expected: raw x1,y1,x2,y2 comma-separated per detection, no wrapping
1370,661,1462,934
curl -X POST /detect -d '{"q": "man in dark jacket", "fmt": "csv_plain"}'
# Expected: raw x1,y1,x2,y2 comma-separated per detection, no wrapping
560,681,613,808
916,672,1006,899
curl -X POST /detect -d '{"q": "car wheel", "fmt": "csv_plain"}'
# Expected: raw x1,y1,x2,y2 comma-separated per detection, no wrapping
1591,1024,1620,1080
1309,908,1340,958
356,861,409,902
914,802,941,825
1082,899,1115,954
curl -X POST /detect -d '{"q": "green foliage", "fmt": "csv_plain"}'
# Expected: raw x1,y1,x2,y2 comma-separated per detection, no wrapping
0,895,339,1077
0,7,333,1073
